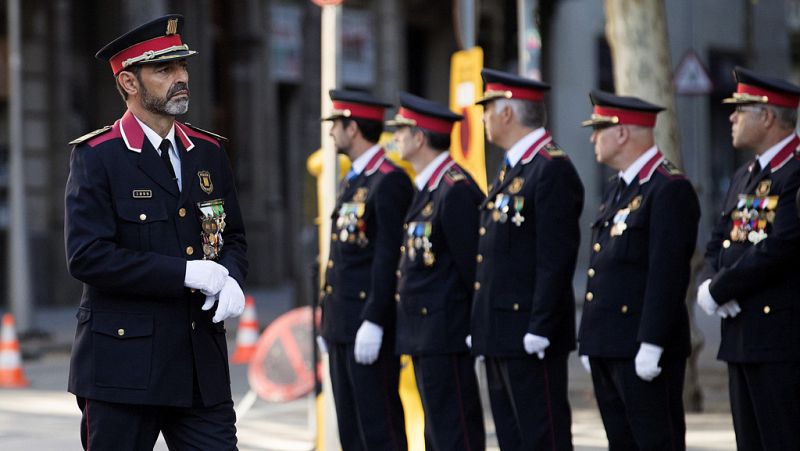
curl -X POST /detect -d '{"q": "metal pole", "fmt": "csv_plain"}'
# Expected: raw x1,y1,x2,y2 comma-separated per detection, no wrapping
7,0,32,332
517,0,541,79
319,5,342,450
460,0,476,49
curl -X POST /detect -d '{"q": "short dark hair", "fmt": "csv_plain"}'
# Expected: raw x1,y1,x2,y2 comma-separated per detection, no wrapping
342,117,383,143
115,65,143,101
412,127,450,151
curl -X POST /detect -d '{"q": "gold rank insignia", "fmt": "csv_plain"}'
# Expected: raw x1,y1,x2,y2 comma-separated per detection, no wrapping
756,180,772,197
197,171,213,194
353,187,369,202
661,160,683,176
509,177,525,194
629,195,643,211
422,202,434,217
166,18,178,35
543,144,566,157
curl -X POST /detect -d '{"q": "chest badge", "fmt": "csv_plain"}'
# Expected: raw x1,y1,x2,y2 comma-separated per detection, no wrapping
132,189,152,199
610,207,631,237
756,180,771,197
197,171,213,194
509,177,525,194
353,187,369,202
629,195,643,211
422,202,434,217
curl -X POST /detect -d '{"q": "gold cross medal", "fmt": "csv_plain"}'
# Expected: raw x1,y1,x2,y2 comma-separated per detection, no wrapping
197,199,226,260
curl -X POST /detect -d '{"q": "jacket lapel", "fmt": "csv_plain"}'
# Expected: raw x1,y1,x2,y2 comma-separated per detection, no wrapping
405,188,431,221
138,139,180,197
177,136,198,206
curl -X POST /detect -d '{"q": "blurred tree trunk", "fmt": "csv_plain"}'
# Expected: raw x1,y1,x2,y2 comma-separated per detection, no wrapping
604,0,704,412
604,0,681,167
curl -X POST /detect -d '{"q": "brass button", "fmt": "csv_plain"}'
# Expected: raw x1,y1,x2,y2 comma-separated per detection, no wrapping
178,208,186,217
476,254,484,263
395,293,401,302
396,270,401,277
359,291,367,299
723,239,731,249
403,223,408,230
117,328,125,336
325,285,333,294
479,227,486,236
331,233,337,241
190,288,197,293
191,321,196,330
186,246,194,255
421,307,428,315
139,213,147,221
400,245,406,253
587,268,596,278
474,281,481,290
763,305,771,314
603,221,609,227
621,305,629,314
327,260,334,269
593,243,601,252
487,201,495,209
585,292,594,302
512,303,519,311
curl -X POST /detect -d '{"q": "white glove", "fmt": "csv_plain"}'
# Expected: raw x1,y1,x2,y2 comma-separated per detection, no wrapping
316,336,329,354
717,300,742,319
354,320,383,365
580,355,591,374
696,279,718,316
634,342,663,381
204,276,245,323
184,260,229,296
523,333,550,359
465,335,472,349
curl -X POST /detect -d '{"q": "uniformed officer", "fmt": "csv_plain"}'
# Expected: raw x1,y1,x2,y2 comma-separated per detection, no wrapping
696,67,800,450
388,92,486,451
319,90,413,451
65,15,247,451
578,90,700,450
469,68,583,451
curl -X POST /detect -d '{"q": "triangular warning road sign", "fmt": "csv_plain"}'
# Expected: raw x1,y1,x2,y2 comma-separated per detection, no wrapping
674,51,713,95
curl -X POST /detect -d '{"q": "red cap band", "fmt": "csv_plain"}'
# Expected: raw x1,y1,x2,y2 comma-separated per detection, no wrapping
485,82,546,102
110,34,184,74
331,101,385,121
593,106,657,127
737,83,800,109
398,107,455,134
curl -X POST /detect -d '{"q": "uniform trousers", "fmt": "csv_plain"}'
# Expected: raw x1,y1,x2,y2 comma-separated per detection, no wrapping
589,357,685,451
78,397,236,451
728,361,800,451
329,342,407,451
485,354,573,451
411,353,485,451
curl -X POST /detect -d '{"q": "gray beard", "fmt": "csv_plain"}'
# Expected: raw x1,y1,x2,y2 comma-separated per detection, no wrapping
141,85,189,116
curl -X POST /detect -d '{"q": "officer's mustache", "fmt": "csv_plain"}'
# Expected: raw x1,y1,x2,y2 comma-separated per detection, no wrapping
167,83,189,99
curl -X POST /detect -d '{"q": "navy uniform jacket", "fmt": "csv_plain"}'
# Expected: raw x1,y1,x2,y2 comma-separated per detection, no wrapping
321,148,414,343
395,157,484,355
699,135,800,363
579,151,699,360
65,110,247,407
471,132,584,357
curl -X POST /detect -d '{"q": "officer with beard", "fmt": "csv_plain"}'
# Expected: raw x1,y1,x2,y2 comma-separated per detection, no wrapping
65,15,247,450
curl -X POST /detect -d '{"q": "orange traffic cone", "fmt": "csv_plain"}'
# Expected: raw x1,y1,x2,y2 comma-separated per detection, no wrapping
231,296,259,364
0,313,29,388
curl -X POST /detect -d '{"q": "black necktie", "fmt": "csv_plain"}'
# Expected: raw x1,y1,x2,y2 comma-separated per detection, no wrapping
614,178,627,203
159,139,177,182
746,159,762,187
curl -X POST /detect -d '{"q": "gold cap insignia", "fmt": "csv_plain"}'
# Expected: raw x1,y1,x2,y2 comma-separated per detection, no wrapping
166,18,179,35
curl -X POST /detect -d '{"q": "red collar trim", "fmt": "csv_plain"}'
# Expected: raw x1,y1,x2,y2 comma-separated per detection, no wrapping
520,131,553,164
364,148,387,175
770,135,800,172
119,110,145,153
638,150,665,184
427,155,455,190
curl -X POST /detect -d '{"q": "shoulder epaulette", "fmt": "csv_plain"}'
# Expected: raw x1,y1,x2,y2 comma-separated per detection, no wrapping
444,167,466,185
68,126,112,145
660,159,683,176
542,143,566,158
183,123,229,142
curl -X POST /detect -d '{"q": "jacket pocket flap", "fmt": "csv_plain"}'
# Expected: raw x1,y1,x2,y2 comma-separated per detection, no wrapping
92,311,154,339
116,199,168,223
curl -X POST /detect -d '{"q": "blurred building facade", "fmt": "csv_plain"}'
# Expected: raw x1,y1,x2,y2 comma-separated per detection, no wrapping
0,0,798,310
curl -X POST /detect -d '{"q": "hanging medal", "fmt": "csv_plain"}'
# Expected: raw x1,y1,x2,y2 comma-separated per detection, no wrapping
511,196,525,226
422,222,435,266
